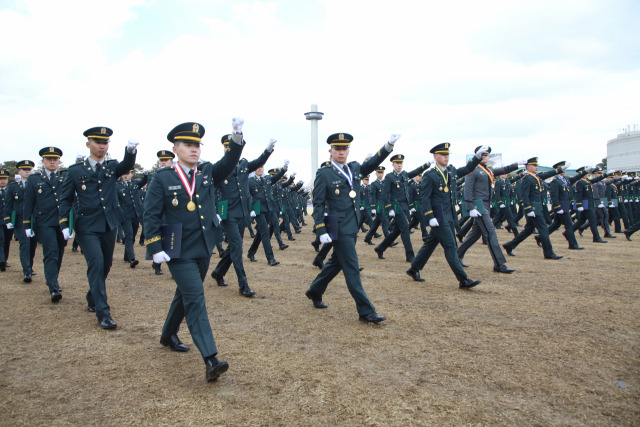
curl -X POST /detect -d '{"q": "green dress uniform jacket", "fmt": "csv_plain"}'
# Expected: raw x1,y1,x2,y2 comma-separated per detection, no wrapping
5,180,37,275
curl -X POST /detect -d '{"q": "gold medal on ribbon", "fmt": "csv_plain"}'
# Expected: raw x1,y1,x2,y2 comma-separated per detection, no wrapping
172,198,178,207
187,201,196,211
349,190,356,198
444,187,449,192
335,189,340,195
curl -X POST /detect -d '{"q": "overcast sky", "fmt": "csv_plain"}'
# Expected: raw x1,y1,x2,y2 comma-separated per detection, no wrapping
1,0,639,183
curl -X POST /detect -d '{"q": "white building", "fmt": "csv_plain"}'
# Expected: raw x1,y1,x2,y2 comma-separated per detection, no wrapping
607,125,640,172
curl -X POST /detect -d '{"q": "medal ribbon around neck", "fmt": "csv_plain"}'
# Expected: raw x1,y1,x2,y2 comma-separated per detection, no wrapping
527,171,542,187
175,163,197,203
435,164,449,187
478,164,494,183
331,160,354,190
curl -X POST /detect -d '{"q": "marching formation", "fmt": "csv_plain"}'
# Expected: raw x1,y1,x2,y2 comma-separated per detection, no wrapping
1,118,639,382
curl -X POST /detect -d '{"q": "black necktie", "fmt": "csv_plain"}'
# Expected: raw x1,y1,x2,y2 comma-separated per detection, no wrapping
188,170,194,181
95,162,102,172
50,172,56,182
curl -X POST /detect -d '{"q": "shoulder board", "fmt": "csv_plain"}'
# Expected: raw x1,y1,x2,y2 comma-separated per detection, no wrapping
156,166,174,173
68,162,84,170
105,159,117,164
32,172,43,177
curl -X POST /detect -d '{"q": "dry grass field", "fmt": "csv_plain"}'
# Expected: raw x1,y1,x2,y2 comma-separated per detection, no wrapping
1,218,638,426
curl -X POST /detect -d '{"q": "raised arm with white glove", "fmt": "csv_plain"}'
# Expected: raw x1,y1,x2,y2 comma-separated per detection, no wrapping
266,138,276,152
384,134,401,152
127,139,139,153
475,145,490,159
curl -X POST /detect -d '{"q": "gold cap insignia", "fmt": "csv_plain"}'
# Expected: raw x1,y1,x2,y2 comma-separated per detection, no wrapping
445,143,449,148
49,147,54,152
100,128,106,134
193,124,200,133
339,133,344,140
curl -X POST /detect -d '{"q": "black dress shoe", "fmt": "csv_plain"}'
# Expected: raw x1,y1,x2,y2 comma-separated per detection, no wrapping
50,290,62,303
288,237,296,241
4,262,10,268
545,254,563,260
568,245,584,250
374,233,382,238
624,230,632,241
604,234,616,238
456,234,463,243
461,262,469,268
247,254,257,262
268,259,280,266
406,256,414,263
311,241,320,252
593,239,607,243
239,286,255,297
160,334,190,352
534,235,542,247
359,266,364,271
493,265,515,274
312,259,324,269
23,273,32,283
87,305,96,313
390,241,399,247
98,315,117,330
211,272,228,287
205,356,229,382
249,232,256,239
359,312,386,323
374,247,385,259
295,229,301,234
578,228,584,237
152,262,164,275
406,268,425,282
363,239,374,245
503,244,515,256
130,260,139,268
305,290,327,309
71,247,78,253
459,278,481,289
279,243,289,250
0,261,5,272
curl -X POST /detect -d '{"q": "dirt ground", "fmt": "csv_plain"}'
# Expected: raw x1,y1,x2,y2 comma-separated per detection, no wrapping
0,218,638,426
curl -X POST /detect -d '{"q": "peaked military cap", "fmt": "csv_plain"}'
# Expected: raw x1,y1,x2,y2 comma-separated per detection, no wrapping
0,170,9,178
592,168,603,174
268,168,279,175
17,160,35,169
552,161,566,169
326,133,353,146
280,176,287,182
430,142,450,154
157,150,175,160
363,175,370,180
221,134,232,145
390,154,405,163
39,146,63,158
474,145,491,155
375,166,386,172
167,122,205,143
526,157,538,166
84,126,113,140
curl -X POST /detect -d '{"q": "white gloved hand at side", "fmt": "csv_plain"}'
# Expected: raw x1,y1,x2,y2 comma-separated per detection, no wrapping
410,208,416,214
25,229,35,238
371,209,376,215
62,228,73,240
557,209,564,214
577,207,584,211
319,233,332,244
153,251,171,264
429,218,439,227
527,211,536,217
388,209,396,217
499,203,506,208
250,211,256,218
6,223,14,230
469,208,480,217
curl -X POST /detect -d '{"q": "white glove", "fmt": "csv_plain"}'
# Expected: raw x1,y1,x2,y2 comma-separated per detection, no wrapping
410,208,416,214
152,251,171,264
429,218,439,227
284,159,289,168
517,159,527,165
291,172,296,178
266,138,276,152
607,169,616,175
577,207,584,212
624,199,628,202
217,214,222,222
388,210,396,217
371,209,376,215
527,211,536,217
499,203,506,208
319,233,332,244
562,162,571,171
388,134,401,145
360,206,364,211
62,228,73,240
597,204,604,208
127,140,139,153
25,229,35,238
475,145,490,159
14,174,21,182
585,166,594,172
232,117,244,134
469,208,480,217
250,211,256,218
557,209,564,214
6,223,14,230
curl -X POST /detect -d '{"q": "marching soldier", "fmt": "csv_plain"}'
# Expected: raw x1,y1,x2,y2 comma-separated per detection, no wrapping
406,143,485,288
58,126,138,329
502,158,565,259
456,147,521,273
23,147,67,302
246,159,290,265
374,155,431,262
0,169,10,271
116,170,148,268
363,166,390,244
571,167,608,243
305,132,398,323
145,120,246,382
5,160,38,282
210,136,274,296
547,163,589,249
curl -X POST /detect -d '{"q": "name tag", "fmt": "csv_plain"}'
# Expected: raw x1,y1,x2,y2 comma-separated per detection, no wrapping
168,185,181,191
